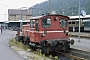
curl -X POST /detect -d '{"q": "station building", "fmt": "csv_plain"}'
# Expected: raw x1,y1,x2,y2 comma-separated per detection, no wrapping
0,9,32,30
8,9,32,21
0,9,90,31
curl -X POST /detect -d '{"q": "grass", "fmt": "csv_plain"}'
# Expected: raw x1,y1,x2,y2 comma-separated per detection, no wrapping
9,38,53,60
9,38,30,51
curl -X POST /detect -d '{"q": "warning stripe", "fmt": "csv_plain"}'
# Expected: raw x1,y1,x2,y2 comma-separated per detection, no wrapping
22,30,68,33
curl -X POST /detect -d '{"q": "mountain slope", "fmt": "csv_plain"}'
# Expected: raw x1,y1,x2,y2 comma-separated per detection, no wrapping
29,0,90,16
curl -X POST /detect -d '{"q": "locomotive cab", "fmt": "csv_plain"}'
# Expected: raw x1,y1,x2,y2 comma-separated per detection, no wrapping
29,14,74,54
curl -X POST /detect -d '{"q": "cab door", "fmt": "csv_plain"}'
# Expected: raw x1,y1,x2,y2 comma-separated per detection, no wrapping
30,20,35,42
30,20,39,43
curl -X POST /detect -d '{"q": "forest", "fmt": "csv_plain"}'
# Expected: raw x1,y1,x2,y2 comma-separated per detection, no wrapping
29,0,90,16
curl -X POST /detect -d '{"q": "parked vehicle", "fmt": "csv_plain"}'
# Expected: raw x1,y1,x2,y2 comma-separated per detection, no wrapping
16,14,74,54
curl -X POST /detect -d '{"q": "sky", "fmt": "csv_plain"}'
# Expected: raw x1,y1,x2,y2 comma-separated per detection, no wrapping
0,0,46,21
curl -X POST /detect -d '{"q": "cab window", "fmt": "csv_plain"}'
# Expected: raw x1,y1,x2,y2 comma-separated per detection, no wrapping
30,20,35,28
60,18,68,28
42,18,51,28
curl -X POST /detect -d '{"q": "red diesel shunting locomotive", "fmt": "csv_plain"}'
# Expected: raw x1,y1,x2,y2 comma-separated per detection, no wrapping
16,14,74,54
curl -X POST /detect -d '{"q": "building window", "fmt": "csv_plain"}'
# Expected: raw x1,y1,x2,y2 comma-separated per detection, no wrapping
69,22,71,24
12,18,14,21
72,22,75,24
18,17,20,20
23,17,24,20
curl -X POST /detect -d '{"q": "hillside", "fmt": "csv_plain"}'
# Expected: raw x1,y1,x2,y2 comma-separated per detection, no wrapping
29,0,90,16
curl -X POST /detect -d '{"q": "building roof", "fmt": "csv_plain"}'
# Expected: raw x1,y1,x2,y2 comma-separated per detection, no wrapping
8,9,32,15
29,16,42,20
68,15,90,20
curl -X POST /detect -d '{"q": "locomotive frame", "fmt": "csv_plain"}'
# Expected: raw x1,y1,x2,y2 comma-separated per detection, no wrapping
16,14,74,54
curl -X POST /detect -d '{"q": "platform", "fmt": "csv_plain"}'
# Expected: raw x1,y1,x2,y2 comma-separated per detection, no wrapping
69,32,90,38
70,37,90,52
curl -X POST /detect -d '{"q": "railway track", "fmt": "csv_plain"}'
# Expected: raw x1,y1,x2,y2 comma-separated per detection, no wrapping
55,48,90,60
22,43,90,60
21,44,90,60
69,48,90,60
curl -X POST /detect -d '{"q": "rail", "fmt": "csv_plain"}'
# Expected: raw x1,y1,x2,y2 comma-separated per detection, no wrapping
55,48,90,60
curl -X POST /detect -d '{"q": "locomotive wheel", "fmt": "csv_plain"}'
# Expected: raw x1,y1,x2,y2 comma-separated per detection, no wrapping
18,36,24,43
64,44,70,52
41,46,50,54
23,37,30,45
40,41,50,54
